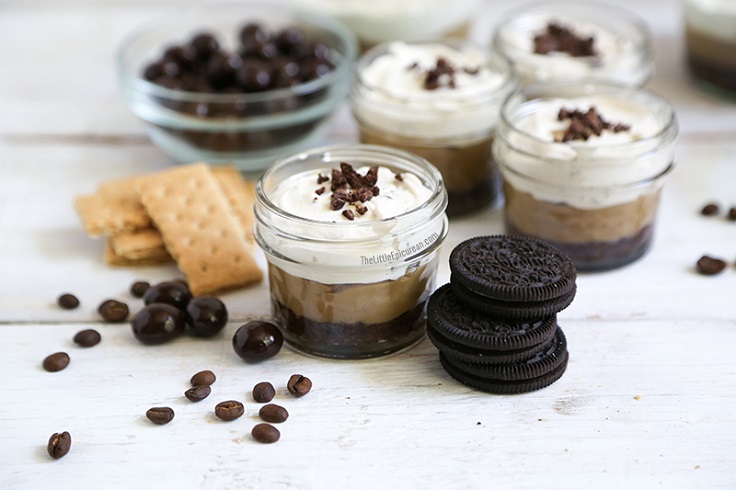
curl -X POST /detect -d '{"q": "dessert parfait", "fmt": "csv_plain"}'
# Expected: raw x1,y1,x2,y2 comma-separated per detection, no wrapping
254,144,448,358
491,2,653,87
494,82,678,271
350,41,516,216
684,0,736,95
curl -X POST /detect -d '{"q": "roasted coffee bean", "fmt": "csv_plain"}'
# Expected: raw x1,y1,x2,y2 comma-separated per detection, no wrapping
186,297,228,337
146,406,175,425
700,202,720,216
43,352,70,372
696,255,727,275
232,321,283,362
47,431,71,459
259,404,288,423
190,370,216,387
98,299,129,323
185,385,211,402
73,329,101,348
252,381,275,403
214,400,244,421
190,32,220,61
131,303,186,345
57,293,79,310
728,206,736,221
287,374,312,397
129,280,150,298
251,423,280,444
143,281,192,311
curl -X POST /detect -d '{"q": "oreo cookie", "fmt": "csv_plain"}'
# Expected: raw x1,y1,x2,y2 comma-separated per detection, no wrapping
449,235,577,304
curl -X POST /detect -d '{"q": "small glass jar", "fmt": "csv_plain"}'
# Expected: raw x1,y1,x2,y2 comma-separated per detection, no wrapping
491,1,653,87
254,144,448,359
494,82,678,272
350,41,516,217
683,0,736,96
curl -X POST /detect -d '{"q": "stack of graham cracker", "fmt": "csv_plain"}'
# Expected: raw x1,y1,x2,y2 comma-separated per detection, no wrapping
74,163,263,296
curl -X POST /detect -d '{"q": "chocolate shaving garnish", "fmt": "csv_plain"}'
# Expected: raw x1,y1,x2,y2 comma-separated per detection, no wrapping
316,173,329,184
340,162,367,189
342,209,355,221
326,162,382,213
557,106,631,142
364,165,379,187
315,186,325,195
371,186,380,196
357,188,374,203
394,172,404,182
534,22,597,57
355,204,368,215
421,56,472,91
330,168,347,191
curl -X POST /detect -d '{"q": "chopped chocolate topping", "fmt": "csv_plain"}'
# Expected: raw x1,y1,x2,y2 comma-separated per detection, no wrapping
364,166,379,187
326,162,382,216
418,56,478,91
371,186,380,196
355,204,368,215
316,173,329,184
394,172,404,182
315,186,325,195
331,168,347,191
534,23,597,58
557,107,630,142
342,209,355,221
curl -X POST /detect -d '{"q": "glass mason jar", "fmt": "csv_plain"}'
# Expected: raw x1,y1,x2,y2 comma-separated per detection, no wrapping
683,0,736,96
491,1,654,87
254,144,448,358
494,82,678,272
350,41,516,217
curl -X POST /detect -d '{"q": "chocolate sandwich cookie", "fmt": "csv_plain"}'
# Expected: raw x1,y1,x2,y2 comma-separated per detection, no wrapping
427,284,558,351
450,276,576,320
449,235,577,303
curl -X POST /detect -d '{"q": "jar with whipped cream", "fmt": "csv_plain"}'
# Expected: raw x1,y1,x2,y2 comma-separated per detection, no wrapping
491,2,653,87
684,0,736,96
350,41,516,217
494,82,678,271
254,144,448,358
290,0,482,50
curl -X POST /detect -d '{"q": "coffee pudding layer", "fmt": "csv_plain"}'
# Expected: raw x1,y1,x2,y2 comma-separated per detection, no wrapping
684,0,736,94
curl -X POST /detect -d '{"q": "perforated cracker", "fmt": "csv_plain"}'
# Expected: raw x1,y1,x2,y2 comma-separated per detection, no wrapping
212,166,257,244
136,163,263,295
74,176,150,237
104,240,172,267
109,228,172,262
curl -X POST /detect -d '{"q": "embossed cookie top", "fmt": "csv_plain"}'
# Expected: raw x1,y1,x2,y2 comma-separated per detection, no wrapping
427,285,557,350
449,235,577,302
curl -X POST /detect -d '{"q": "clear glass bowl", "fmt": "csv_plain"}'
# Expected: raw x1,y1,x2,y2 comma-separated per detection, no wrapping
117,1,358,174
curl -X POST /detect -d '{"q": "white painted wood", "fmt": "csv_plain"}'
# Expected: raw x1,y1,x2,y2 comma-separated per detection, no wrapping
1,1,735,488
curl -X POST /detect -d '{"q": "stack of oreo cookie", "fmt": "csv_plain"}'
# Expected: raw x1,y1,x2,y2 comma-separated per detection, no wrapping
427,235,577,394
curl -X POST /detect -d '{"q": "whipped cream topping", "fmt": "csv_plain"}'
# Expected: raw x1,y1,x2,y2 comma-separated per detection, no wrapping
352,42,513,141
291,0,480,44
496,94,676,210
494,13,650,86
684,0,736,41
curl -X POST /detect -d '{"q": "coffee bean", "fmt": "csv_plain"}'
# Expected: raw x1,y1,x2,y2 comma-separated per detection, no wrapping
146,407,175,425
214,400,244,421
259,404,288,423
185,385,211,402
696,255,727,275
43,352,70,372
190,370,216,387
287,374,312,397
47,431,71,459
73,329,101,347
728,207,736,221
252,381,275,403
98,299,129,323
129,280,150,298
251,423,280,444
700,202,720,216
57,293,79,310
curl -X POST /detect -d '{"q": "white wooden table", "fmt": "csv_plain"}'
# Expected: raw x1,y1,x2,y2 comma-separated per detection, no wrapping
1,1,735,488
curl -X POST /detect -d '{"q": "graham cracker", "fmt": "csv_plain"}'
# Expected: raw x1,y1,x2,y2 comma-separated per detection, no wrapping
74,176,150,237
212,166,257,244
136,163,263,295
109,228,172,262
104,240,172,267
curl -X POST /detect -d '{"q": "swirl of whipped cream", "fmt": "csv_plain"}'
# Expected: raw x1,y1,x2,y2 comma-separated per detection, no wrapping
351,42,515,142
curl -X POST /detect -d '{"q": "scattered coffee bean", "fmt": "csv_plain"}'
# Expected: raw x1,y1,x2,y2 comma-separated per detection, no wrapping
728,207,736,221
43,352,70,372
98,299,129,323
57,293,79,310
696,255,727,275
251,423,280,444
186,296,228,337
214,400,245,421
146,406,175,425
143,281,192,311
129,280,151,298
252,381,275,403
191,370,216,387
73,329,101,348
185,384,212,402
47,431,72,459
287,374,312,397
232,321,283,362
259,404,289,423
700,202,720,216
131,303,186,345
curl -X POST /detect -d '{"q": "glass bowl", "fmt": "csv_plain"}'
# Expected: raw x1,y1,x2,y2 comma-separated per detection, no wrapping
117,1,358,174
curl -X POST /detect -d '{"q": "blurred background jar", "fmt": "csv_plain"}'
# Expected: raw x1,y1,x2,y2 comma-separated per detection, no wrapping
683,0,736,96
